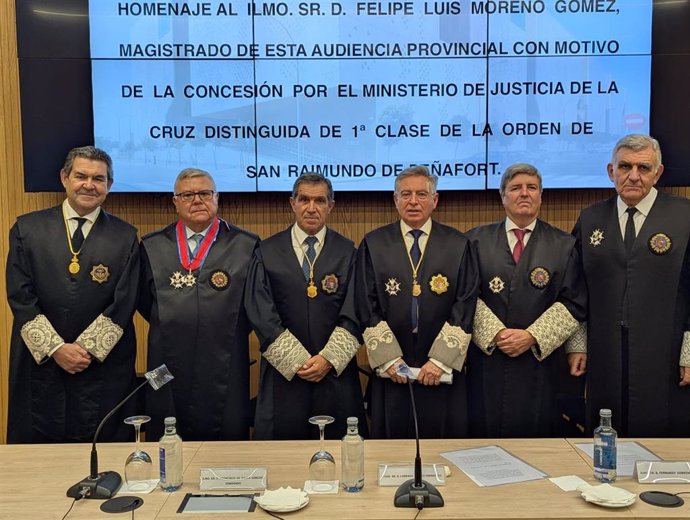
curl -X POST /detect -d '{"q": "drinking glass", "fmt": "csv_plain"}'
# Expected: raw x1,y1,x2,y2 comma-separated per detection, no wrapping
308,415,336,486
124,415,153,491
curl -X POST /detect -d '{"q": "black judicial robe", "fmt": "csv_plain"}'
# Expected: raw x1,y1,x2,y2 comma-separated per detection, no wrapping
140,220,259,441
357,221,479,439
466,220,586,438
574,193,690,437
7,206,139,443
245,227,365,440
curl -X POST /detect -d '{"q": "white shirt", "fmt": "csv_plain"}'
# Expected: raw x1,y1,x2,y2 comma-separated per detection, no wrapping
291,224,327,264
505,217,537,251
616,187,657,239
63,200,100,240
185,223,213,253
400,218,433,255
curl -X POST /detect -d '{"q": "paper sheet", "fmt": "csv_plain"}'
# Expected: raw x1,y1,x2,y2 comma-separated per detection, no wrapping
440,445,547,487
575,441,661,477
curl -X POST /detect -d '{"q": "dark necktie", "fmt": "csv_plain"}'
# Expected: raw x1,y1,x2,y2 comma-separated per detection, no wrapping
189,233,204,257
410,229,423,332
512,228,528,263
302,236,317,281
72,218,87,251
624,207,637,255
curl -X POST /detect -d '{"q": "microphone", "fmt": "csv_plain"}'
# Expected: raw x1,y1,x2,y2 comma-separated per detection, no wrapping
393,364,444,509
66,364,174,500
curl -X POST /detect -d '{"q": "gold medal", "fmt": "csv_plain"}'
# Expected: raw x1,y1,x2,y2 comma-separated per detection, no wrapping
403,228,429,300
69,259,80,274
429,273,449,295
63,209,84,276
307,282,318,298
412,282,421,297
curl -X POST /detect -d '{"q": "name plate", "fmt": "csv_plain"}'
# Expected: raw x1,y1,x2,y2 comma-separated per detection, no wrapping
636,461,690,484
199,467,267,491
378,463,447,487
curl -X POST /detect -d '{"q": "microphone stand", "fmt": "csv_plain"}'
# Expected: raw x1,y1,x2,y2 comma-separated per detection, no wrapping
393,377,444,509
66,365,174,499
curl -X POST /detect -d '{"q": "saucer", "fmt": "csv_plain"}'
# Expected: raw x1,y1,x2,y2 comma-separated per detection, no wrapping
254,487,309,513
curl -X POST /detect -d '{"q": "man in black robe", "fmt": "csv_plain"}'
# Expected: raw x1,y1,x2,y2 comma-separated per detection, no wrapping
245,174,365,440
7,146,139,443
356,166,478,439
572,134,690,437
467,163,586,438
140,168,259,440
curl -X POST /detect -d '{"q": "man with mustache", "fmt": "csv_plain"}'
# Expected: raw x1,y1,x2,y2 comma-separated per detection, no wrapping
572,134,690,436
139,168,259,440
7,146,139,443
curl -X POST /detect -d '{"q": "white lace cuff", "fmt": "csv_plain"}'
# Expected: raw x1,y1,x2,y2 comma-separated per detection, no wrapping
429,357,452,374
20,314,65,364
564,322,588,354
363,321,403,369
319,327,360,376
263,329,311,381
472,299,504,354
75,314,124,362
525,302,578,361
680,331,690,368
429,322,471,372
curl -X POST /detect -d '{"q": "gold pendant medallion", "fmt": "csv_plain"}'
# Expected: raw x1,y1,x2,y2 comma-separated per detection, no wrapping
412,282,421,297
307,282,318,298
68,255,80,275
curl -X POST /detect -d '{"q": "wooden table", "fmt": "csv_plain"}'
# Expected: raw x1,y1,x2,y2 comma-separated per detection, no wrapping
0,438,688,520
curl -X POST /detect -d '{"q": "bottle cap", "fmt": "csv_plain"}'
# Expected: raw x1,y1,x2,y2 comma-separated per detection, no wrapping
164,417,177,425
599,408,612,417
347,417,358,426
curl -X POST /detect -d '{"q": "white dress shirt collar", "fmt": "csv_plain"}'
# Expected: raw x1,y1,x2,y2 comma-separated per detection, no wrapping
504,216,537,234
616,187,657,218
62,199,100,224
400,218,433,237
292,223,327,246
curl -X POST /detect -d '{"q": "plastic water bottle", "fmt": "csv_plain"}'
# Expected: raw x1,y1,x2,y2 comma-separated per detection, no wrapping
593,408,617,482
341,417,364,492
159,417,183,491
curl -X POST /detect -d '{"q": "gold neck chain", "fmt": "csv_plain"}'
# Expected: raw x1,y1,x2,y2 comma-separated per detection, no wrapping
303,241,318,298
402,228,428,296
62,207,84,275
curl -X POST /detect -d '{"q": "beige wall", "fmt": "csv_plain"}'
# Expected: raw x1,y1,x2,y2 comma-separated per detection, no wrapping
1,1,688,443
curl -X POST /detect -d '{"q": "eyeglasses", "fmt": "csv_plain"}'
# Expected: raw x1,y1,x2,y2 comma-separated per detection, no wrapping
396,190,431,202
174,190,215,202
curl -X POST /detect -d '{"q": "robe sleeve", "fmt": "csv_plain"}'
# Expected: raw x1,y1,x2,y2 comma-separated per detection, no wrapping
681,239,690,367
471,298,504,355
6,223,64,364
244,249,310,380
74,233,140,362
527,245,587,361
319,250,362,376
355,237,403,369
565,322,587,354
562,219,589,357
427,238,479,371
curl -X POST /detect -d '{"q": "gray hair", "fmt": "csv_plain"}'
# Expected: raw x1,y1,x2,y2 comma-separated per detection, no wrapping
291,173,334,201
174,167,217,193
394,165,439,194
611,134,662,168
62,146,113,182
499,163,542,196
